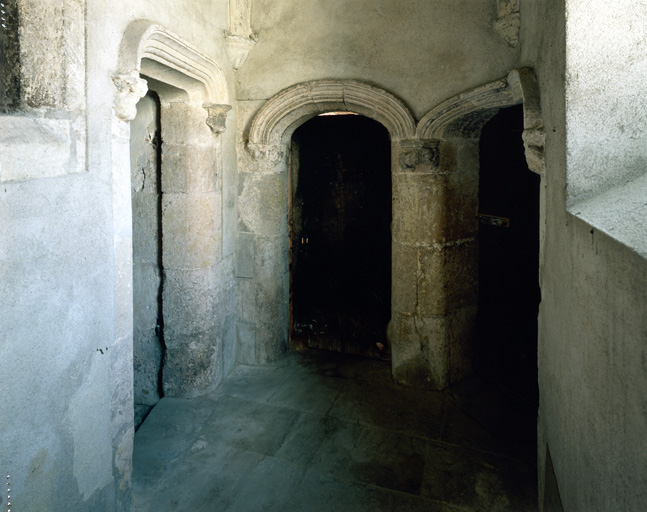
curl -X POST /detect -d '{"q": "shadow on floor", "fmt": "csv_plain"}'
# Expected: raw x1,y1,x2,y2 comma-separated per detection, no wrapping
133,350,537,512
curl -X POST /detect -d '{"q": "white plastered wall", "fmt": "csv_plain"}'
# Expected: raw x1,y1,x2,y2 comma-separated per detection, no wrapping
0,1,238,510
521,0,647,509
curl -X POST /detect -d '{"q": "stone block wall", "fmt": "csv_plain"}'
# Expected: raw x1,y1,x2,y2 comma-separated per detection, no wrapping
235,142,290,364
158,101,235,397
1,1,237,510
390,139,479,388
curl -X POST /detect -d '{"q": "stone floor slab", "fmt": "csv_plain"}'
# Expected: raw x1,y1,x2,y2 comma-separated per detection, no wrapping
133,350,538,511
311,420,427,495
421,443,537,512
203,396,301,457
328,377,445,440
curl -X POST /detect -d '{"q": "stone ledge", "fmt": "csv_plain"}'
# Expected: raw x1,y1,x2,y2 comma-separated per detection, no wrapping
568,172,647,259
0,114,86,182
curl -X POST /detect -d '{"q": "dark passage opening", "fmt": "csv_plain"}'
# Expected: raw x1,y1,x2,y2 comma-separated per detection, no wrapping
290,114,392,359
477,104,540,406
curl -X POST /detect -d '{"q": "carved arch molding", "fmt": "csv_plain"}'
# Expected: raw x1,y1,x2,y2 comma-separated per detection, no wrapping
248,79,416,149
247,69,545,174
113,20,230,127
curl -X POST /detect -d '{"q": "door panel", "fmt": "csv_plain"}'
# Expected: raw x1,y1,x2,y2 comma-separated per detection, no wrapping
291,115,391,359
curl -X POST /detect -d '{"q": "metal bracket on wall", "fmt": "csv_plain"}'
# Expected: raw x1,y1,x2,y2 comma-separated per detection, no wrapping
478,214,510,228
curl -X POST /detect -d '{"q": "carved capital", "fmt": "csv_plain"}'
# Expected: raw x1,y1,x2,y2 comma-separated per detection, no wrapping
112,72,148,121
398,139,440,171
247,143,285,165
225,33,258,70
203,103,232,134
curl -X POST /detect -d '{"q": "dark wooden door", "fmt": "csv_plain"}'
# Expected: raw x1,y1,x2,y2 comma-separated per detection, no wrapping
290,115,391,359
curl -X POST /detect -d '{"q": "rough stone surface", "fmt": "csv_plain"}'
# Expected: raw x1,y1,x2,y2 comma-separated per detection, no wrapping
236,234,289,363
0,171,117,511
564,1,647,204
160,102,215,147
161,258,236,397
494,12,521,47
163,267,219,344
389,135,480,389
391,242,419,315
236,320,257,365
163,329,223,397
389,312,437,387
418,241,478,316
110,335,135,511
237,171,288,235
564,0,647,258
0,0,21,110
161,143,219,194
19,0,86,110
161,192,221,269
392,172,445,246
131,93,163,427
235,231,255,278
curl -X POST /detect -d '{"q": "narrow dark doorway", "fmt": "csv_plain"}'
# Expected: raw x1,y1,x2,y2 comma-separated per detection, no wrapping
131,90,165,429
290,114,391,359
477,104,540,406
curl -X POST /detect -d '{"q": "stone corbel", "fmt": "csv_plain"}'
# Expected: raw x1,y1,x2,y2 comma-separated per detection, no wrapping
225,33,258,70
112,71,148,122
203,103,232,134
522,128,546,175
494,0,520,47
226,0,257,70
398,140,440,171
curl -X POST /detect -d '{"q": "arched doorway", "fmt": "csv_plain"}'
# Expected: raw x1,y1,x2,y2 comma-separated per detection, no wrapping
290,114,392,359
243,72,544,389
240,79,416,367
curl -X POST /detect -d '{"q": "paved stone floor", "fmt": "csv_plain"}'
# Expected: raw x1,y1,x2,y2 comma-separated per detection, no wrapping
133,350,537,511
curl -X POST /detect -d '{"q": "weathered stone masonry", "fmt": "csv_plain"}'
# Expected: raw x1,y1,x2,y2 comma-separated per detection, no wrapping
239,70,544,390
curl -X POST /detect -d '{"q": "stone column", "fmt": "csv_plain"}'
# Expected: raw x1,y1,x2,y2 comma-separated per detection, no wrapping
390,138,478,389
160,101,229,396
236,143,290,364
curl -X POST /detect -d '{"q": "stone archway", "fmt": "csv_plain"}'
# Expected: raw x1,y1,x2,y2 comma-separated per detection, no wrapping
247,80,416,150
236,80,416,368
113,22,233,399
239,72,544,390
417,68,545,175
388,68,546,389
111,20,231,413
107,19,233,502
